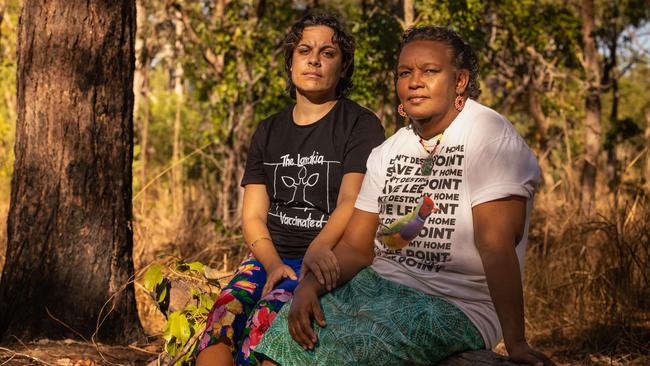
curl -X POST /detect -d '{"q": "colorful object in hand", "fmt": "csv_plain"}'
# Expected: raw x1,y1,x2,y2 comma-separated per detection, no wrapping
380,195,438,249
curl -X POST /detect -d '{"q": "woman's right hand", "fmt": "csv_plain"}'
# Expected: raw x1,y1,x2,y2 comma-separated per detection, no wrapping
262,263,297,297
288,282,326,350
507,340,556,366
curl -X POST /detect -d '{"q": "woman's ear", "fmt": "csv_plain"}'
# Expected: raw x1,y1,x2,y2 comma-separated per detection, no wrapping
456,69,470,95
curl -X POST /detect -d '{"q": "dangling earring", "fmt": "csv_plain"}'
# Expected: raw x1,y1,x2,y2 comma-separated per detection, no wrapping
398,104,407,117
454,95,465,111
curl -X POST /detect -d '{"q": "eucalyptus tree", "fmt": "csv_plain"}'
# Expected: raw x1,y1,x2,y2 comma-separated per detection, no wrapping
0,0,144,343
596,0,650,189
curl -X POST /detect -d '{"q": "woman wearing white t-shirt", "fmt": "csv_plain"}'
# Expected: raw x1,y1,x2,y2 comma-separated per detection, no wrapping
255,26,555,366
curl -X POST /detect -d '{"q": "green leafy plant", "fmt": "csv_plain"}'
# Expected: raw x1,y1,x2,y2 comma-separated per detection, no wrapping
144,260,222,365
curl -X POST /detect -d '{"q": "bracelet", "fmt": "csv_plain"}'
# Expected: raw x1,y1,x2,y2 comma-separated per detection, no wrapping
249,236,272,248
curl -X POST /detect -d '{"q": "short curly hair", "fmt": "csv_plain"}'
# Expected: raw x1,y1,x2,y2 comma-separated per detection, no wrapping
283,11,355,99
398,26,481,99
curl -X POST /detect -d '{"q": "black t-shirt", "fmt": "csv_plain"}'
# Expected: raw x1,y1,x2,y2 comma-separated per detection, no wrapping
241,98,385,258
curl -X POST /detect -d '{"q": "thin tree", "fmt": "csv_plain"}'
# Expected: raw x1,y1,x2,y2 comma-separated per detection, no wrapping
645,108,650,192
0,0,144,343
599,0,650,190
172,7,185,216
134,0,150,212
0,3,5,39
403,0,414,28
579,0,602,213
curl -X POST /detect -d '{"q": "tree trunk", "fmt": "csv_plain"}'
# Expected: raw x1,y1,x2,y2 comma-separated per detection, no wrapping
403,0,414,28
134,0,149,211
0,0,144,343
579,0,601,213
0,3,6,40
133,1,146,136
528,88,549,153
527,87,553,186
645,108,650,192
234,102,253,228
394,0,414,133
172,9,184,216
140,78,150,211
604,10,619,191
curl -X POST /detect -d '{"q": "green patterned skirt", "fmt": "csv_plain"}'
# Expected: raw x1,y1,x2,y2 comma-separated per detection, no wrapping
254,268,484,365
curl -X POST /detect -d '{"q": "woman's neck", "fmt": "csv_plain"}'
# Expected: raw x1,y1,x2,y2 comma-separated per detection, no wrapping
293,93,338,126
412,109,460,140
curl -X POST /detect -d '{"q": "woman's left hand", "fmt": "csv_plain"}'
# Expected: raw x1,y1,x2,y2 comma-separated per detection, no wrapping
299,244,340,291
507,340,556,366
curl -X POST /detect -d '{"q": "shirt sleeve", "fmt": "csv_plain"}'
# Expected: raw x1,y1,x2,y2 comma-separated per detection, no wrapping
354,146,383,213
240,123,267,187
342,112,385,174
467,135,540,207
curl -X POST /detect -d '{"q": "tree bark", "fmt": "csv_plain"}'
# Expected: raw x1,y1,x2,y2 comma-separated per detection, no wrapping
527,87,549,153
0,3,6,41
605,74,619,190
527,87,553,187
133,1,146,134
172,9,184,216
0,0,144,343
579,0,601,213
134,0,149,211
603,5,620,191
396,0,415,134
403,0,414,28
645,108,650,192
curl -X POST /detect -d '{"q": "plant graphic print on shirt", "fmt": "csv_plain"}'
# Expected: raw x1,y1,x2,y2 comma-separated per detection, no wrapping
265,151,341,230
280,166,319,206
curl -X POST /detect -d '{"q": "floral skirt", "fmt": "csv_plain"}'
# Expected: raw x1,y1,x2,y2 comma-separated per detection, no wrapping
197,254,301,366
255,268,485,366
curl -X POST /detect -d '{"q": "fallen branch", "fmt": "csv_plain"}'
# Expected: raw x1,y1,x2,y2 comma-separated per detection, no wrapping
0,346,49,365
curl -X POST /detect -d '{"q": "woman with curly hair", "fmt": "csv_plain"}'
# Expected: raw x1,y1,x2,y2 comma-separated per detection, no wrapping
195,11,384,366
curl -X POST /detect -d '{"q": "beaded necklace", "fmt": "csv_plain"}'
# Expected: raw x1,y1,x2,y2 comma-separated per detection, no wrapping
418,133,443,175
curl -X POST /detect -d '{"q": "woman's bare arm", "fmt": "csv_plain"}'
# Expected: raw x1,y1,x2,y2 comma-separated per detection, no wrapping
242,184,297,295
300,172,366,289
473,196,555,366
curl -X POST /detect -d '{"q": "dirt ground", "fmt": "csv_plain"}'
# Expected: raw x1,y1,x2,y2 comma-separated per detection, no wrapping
0,339,160,365
1,338,648,366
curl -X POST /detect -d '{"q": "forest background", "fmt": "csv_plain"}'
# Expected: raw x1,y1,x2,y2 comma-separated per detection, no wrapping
0,0,648,365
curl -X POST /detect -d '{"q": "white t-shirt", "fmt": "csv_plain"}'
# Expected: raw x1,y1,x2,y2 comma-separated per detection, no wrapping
354,99,540,348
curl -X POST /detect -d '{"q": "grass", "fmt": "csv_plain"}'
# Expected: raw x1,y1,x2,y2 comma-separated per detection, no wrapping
523,187,649,364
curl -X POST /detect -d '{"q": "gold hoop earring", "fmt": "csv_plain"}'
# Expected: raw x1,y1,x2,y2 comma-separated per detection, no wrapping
454,95,465,111
398,104,407,117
